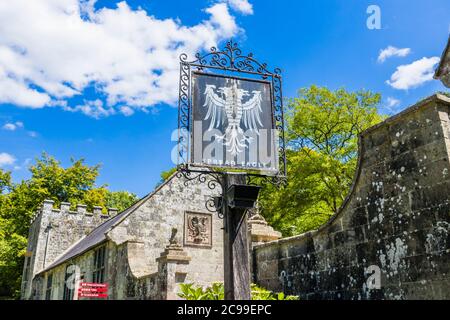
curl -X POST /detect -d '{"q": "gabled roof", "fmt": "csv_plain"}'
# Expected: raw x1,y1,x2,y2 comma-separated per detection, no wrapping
38,173,178,274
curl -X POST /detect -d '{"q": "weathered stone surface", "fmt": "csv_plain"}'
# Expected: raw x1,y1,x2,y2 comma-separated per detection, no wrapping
253,94,450,300
434,36,450,88
248,210,281,244
184,212,212,247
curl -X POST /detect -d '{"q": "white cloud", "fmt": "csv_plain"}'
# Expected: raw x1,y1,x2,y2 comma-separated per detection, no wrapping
386,57,440,90
11,158,32,171
381,97,401,115
64,99,116,119
206,3,239,37
386,97,400,108
0,0,242,116
2,121,24,131
2,123,16,131
378,46,411,63
0,152,16,167
120,106,134,116
2,120,38,137
224,0,253,15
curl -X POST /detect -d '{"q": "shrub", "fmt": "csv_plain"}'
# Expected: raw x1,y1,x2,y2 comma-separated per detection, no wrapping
178,282,299,300
178,282,224,300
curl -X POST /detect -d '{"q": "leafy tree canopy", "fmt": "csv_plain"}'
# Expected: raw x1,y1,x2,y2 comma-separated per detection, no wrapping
258,85,384,236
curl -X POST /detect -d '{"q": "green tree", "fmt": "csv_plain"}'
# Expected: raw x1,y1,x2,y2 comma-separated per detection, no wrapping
159,167,177,184
0,153,137,298
27,154,100,206
259,85,384,236
0,170,11,193
104,190,138,212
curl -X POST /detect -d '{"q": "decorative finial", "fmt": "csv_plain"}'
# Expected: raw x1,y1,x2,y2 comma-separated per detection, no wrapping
166,227,182,251
169,228,178,245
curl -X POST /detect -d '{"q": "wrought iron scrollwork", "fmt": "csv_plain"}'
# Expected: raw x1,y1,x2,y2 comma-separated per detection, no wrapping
177,40,287,180
246,174,287,188
176,40,287,217
176,168,226,216
180,40,281,78
177,58,190,166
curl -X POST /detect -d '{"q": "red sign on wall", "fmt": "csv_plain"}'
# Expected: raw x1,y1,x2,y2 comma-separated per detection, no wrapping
78,282,108,298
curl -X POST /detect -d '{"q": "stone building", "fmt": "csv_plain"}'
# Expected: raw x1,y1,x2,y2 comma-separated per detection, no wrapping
435,35,450,88
20,172,279,300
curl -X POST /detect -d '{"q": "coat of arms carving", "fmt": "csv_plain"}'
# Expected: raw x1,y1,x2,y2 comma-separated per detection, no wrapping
184,212,212,247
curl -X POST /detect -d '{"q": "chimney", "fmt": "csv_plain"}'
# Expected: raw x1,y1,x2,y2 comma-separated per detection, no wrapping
93,206,102,216
107,207,118,217
76,204,87,215
60,202,70,212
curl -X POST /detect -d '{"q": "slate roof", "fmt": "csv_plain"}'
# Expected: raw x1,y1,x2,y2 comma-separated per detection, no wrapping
38,173,177,274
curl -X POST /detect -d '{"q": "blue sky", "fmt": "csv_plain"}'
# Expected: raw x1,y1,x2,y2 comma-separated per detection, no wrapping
0,0,449,197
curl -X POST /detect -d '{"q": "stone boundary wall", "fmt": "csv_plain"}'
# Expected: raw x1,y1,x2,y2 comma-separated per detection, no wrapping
253,94,450,300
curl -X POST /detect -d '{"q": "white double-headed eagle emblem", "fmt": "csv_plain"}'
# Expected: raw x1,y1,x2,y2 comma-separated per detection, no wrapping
203,80,263,156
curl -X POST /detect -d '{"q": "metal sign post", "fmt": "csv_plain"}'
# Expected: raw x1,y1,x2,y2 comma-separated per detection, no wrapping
176,40,286,300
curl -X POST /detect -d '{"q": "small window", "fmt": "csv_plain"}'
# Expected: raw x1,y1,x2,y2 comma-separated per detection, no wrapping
45,274,53,300
92,246,106,283
63,265,75,300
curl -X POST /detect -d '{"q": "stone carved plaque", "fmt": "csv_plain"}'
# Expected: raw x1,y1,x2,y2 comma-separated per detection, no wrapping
184,212,212,247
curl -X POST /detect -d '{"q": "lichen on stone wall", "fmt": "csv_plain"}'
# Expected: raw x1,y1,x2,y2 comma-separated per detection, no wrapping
253,94,450,300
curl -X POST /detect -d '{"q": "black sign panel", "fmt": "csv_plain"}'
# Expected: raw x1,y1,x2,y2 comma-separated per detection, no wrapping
191,72,278,173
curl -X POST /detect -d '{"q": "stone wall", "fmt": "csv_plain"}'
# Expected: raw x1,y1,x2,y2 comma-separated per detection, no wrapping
253,94,450,300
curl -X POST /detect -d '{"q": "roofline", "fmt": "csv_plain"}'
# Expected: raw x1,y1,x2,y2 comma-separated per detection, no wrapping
363,93,450,136
107,170,179,231
36,240,107,276
36,170,180,274
434,34,450,78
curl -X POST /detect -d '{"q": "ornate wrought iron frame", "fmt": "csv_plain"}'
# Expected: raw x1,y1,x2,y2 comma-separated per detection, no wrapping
176,40,287,215
177,40,287,176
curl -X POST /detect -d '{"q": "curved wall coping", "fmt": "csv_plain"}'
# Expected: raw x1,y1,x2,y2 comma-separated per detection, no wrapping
255,93,450,251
